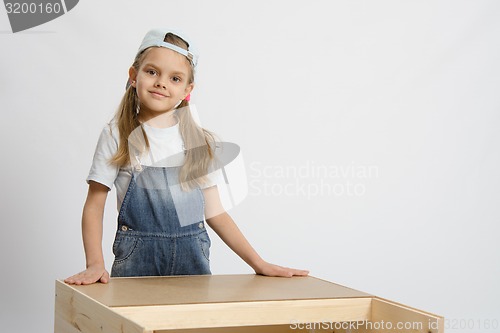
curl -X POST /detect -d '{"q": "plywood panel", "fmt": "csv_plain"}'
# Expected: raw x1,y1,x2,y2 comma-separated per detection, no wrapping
112,298,372,330
71,275,371,307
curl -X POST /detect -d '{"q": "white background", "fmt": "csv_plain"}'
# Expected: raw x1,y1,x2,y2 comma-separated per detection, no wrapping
1,1,499,332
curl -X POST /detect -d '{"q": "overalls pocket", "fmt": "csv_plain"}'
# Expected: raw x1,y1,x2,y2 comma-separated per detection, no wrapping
112,235,142,264
197,231,211,261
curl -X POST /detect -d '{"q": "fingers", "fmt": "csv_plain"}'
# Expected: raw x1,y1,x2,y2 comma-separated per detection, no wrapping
64,269,110,285
64,272,87,285
100,271,110,284
63,276,76,284
256,262,310,278
289,268,310,276
279,266,309,278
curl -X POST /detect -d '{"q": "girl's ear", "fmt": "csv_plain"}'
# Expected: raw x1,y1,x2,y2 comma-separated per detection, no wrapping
128,67,137,88
184,83,194,99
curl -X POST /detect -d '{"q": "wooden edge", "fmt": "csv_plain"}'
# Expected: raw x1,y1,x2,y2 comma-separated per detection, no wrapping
153,325,355,333
310,275,373,296
112,297,373,330
54,280,150,333
367,297,444,333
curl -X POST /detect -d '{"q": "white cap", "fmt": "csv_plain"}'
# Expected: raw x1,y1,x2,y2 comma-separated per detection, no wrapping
137,29,198,67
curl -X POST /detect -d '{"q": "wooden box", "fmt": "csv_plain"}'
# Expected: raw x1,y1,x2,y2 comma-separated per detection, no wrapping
55,274,443,332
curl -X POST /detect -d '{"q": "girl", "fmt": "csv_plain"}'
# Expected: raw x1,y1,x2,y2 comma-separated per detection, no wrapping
65,29,308,285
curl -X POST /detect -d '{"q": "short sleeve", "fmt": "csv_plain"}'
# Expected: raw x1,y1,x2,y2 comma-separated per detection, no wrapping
86,123,120,190
201,168,226,189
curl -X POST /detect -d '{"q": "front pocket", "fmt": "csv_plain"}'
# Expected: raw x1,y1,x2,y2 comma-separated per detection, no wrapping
112,236,141,263
197,231,211,261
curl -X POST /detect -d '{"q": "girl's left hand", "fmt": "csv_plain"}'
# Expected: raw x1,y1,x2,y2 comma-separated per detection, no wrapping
254,261,309,278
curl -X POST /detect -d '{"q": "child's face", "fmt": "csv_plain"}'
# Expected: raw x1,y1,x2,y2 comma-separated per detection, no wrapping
129,47,193,117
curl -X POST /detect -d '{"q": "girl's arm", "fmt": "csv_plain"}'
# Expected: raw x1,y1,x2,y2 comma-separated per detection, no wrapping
64,181,110,285
203,186,309,277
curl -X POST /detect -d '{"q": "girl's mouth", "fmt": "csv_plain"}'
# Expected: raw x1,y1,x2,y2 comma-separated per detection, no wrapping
150,91,168,98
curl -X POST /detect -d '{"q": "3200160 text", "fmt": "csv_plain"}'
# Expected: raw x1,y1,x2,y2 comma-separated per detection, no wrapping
5,2,62,14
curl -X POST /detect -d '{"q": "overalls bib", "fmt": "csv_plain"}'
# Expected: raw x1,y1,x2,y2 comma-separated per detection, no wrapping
110,165,211,277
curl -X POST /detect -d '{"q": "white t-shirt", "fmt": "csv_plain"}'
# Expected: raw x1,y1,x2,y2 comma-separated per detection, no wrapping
86,120,223,210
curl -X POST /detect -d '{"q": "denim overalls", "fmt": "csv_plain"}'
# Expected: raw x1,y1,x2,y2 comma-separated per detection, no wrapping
110,165,211,277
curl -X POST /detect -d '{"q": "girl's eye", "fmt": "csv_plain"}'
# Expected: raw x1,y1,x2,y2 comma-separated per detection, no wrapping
172,76,181,83
146,69,157,75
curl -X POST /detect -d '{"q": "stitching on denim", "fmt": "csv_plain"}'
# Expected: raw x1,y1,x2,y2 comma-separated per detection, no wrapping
117,172,138,222
113,237,142,264
170,237,177,275
115,227,206,239
197,232,211,261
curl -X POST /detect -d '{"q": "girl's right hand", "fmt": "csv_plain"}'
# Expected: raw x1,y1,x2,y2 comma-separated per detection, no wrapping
64,265,110,285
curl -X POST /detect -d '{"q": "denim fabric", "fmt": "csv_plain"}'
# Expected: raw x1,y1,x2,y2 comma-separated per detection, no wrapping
111,166,211,277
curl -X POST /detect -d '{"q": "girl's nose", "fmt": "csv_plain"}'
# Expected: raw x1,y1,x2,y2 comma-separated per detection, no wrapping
155,78,167,89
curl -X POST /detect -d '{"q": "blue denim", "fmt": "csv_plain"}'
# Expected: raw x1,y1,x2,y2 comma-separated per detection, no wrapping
111,166,211,277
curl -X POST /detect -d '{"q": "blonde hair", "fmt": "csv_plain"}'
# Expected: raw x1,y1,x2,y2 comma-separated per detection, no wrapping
111,33,216,190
